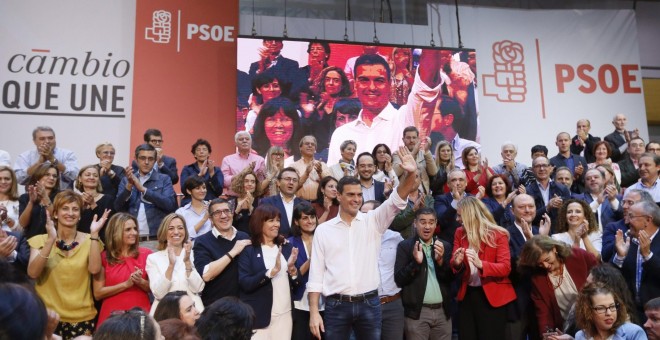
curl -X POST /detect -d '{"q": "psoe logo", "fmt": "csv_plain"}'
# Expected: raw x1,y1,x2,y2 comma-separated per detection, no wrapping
145,10,172,44
482,40,526,103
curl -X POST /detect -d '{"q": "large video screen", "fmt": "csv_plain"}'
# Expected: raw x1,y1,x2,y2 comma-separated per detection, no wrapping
237,36,477,165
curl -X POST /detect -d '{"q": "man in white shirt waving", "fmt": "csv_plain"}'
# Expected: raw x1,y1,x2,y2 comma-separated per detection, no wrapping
308,146,419,339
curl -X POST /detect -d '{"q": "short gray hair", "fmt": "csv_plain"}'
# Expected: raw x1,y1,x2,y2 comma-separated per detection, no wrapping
623,188,654,204
340,140,357,152
501,142,517,152
234,131,251,142
32,126,55,140
634,201,660,226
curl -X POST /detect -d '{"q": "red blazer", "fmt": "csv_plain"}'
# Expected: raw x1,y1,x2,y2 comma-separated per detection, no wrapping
530,247,598,337
450,227,516,308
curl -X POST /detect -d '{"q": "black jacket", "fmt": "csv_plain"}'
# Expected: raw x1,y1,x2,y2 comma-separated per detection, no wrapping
394,236,453,320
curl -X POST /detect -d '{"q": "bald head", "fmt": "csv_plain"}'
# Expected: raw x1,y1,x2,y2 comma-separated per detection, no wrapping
513,193,536,225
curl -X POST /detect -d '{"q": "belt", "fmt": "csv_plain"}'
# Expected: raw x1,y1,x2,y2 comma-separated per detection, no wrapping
329,290,378,303
379,292,401,305
422,302,443,309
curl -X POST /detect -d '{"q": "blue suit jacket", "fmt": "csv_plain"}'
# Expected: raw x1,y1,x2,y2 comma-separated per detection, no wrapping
525,181,571,234
481,197,514,226
550,153,589,194
433,192,472,244
179,163,224,206
258,195,304,237
249,55,300,99
6,231,29,274
287,235,310,301
132,155,179,185
572,193,623,232
615,231,660,312
372,180,387,203
602,219,627,262
114,171,177,236
238,243,301,329
504,221,539,321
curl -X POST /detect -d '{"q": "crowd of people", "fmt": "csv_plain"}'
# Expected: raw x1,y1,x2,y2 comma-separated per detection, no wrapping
1,44,660,340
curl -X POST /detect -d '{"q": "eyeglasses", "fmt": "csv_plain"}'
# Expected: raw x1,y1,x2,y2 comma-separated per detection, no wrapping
211,209,232,217
280,177,299,183
137,156,155,162
101,151,115,155
533,164,549,169
592,304,618,314
627,214,648,220
149,139,163,145
271,153,284,157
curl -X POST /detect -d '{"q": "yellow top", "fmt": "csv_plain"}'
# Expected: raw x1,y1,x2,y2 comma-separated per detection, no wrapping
28,234,103,323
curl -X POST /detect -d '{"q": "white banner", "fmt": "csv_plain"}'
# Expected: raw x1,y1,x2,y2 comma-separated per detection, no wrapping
0,0,136,168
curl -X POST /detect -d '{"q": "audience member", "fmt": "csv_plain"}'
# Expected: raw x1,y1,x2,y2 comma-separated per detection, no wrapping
192,198,251,306
287,202,324,340
75,165,114,237
238,204,300,339
307,146,418,339
518,236,598,338
612,201,660,322
520,145,549,187
526,156,571,234
462,146,494,196
645,298,660,340
393,126,437,194
394,207,454,340
153,291,200,327
647,142,660,156
158,318,201,340
252,97,304,160
573,282,646,340
434,169,471,243
605,113,638,163
552,199,602,259
627,152,660,202
430,141,458,195
389,173,434,239
375,222,405,340
596,163,622,193
588,141,622,186
18,163,60,239
146,214,204,315
0,227,29,274
329,140,357,180
388,47,414,106
602,189,654,262
259,167,304,237
248,38,299,96
555,166,576,196
571,119,601,164
312,176,339,224
493,142,529,188
175,177,212,241
357,152,390,203
619,136,645,188
195,296,255,340
573,168,622,230
0,283,50,340
482,174,517,226
245,73,284,134
291,136,332,201
180,139,223,206
0,166,20,232
94,142,125,200
433,96,481,169
550,132,589,194
27,190,108,338
132,128,179,185
450,197,515,340
293,41,330,99
221,132,266,197
260,146,285,197
94,212,152,326
115,143,177,237
372,143,400,186
14,126,79,190
94,307,162,340
230,166,261,235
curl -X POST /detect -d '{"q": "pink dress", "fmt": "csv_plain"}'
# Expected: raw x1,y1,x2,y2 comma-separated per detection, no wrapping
97,247,152,325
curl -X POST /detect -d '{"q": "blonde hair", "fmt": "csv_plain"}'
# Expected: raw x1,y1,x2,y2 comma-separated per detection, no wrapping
75,165,103,193
0,166,19,200
104,213,140,265
156,213,189,251
457,197,509,250
95,142,115,158
435,141,455,170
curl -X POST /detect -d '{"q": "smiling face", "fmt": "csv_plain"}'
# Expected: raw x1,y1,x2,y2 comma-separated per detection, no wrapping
97,145,116,163
166,217,186,247
448,171,467,193
537,248,561,273
33,130,56,151
54,201,81,228
621,191,642,224
263,39,283,55
566,202,586,229
338,184,363,218
555,169,573,189
595,144,609,161
122,218,139,246
585,169,604,194
438,144,452,163
209,202,233,232
513,194,536,225
490,177,507,198
357,154,376,180
393,49,411,68
300,136,317,158
296,212,318,235
188,183,207,202
466,148,480,167
645,308,660,340
355,64,391,114
0,170,13,195
322,179,338,199
638,155,660,182
591,293,618,334
341,144,356,163
415,213,437,243
262,217,281,243
258,79,282,103
532,157,550,181
374,146,389,163
178,295,200,327
79,167,100,190
264,109,293,148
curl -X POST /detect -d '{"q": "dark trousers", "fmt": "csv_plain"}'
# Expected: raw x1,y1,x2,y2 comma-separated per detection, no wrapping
292,308,324,340
458,286,507,340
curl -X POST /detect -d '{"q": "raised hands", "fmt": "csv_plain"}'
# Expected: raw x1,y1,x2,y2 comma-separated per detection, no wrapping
413,241,424,264
539,213,552,236
230,239,252,257
183,240,193,263
452,247,465,267
520,218,534,240
465,248,483,269
0,229,18,258
397,146,417,174
614,229,630,258
167,246,177,265
433,240,445,264
271,246,282,277
89,209,111,236
287,247,299,276
639,230,652,258
45,210,57,241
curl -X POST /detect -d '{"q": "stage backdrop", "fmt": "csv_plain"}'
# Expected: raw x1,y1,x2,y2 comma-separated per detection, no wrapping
239,6,647,166
237,37,477,165
0,0,238,192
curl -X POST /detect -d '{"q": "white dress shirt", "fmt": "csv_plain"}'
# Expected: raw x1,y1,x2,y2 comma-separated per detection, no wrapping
378,229,403,297
307,190,407,296
176,203,212,240
146,249,206,314
14,147,79,190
